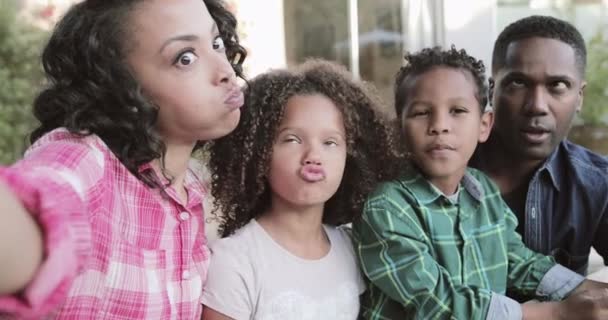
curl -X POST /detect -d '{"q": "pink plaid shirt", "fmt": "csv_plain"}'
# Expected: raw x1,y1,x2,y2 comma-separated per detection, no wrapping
0,129,210,319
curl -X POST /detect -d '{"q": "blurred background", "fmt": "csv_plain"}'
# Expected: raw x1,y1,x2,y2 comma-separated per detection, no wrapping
0,0,608,164
1,0,607,165
2,0,606,272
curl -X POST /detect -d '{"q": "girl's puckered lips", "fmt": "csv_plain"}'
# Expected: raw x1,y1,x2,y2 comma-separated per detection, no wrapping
299,164,326,182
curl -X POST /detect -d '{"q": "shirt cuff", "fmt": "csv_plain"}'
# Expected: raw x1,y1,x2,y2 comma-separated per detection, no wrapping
486,293,522,320
536,264,585,300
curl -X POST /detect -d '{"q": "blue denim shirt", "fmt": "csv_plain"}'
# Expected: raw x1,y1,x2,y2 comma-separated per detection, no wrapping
476,140,608,275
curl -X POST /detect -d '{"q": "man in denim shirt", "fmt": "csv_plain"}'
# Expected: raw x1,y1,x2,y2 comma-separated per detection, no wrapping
472,15,608,276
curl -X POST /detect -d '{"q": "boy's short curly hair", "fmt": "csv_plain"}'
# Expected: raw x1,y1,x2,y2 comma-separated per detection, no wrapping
394,46,488,118
492,15,586,76
207,59,402,237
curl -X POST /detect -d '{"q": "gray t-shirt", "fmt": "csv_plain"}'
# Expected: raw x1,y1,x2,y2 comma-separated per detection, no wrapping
202,220,365,320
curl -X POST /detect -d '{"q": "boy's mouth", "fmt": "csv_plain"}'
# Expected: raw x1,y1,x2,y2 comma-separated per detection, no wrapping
299,165,326,183
426,142,455,152
424,142,456,158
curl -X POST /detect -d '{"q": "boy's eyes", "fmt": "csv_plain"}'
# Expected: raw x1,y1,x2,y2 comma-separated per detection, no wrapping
407,107,468,117
409,110,429,117
451,107,468,114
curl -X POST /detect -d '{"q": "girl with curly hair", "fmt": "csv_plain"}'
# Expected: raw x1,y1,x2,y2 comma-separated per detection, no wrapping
0,0,246,318
201,59,401,320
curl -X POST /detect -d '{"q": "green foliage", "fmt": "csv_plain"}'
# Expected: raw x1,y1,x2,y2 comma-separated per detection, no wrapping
0,1,48,164
581,31,608,126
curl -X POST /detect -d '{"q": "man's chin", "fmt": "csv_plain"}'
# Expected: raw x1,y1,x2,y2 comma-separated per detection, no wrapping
520,144,554,162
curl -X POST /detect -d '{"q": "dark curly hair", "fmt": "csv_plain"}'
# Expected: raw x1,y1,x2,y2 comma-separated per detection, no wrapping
29,0,246,187
207,59,402,237
492,15,586,76
394,45,488,119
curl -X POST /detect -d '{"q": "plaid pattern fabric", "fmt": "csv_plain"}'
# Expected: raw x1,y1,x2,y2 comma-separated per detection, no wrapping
352,168,555,320
0,129,210,319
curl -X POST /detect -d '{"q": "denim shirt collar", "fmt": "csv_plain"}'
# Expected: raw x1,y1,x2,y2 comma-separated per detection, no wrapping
538,141,566,192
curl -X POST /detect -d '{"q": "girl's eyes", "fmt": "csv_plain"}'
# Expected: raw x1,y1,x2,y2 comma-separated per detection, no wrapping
282,135,300,144
173,50,198,67
280,135,340,146
213,36,226,51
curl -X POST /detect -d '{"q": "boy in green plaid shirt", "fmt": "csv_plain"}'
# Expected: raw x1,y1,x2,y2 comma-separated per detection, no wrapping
352,46,608,320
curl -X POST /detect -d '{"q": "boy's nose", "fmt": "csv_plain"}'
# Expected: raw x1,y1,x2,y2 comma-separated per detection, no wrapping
428,113,451,135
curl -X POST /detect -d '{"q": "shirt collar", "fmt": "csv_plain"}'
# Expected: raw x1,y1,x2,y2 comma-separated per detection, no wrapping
402,168,484,205
137,161,207,209
538,141,565,192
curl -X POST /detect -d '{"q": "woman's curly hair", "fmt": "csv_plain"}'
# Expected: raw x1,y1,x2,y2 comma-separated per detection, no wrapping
394,45,488,118
207,59,402,237
30,0,246,187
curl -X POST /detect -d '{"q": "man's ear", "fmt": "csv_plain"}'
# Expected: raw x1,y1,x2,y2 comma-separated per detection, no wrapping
479,109,494,143
576,80,586,114
488,78,495,107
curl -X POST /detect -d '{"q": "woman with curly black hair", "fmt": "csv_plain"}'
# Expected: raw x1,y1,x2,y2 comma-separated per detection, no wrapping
201,59,401,319
0,0,246,318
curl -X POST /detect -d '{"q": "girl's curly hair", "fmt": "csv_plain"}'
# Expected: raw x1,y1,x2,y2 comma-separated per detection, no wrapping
207,59,402,237
29,0,246,187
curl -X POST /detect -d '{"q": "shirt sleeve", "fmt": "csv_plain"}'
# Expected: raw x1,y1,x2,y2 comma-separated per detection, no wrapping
502,202,560,298
201,239,255,320
353,194,494,320
536,264,584,300
0,136,104,318
592,204,608,266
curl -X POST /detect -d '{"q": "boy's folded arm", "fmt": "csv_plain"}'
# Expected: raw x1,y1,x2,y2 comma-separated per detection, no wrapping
355,199,518,320
0,138,103,317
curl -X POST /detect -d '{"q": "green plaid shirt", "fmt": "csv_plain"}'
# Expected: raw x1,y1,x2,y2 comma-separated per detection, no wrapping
352,168,577,320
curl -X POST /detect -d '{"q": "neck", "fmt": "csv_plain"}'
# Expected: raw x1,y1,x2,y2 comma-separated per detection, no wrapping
256,196,328,259
478,133,543,193
152,140,196,202
423,165,464,196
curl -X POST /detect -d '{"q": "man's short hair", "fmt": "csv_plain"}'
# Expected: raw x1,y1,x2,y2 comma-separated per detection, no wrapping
492,15,587,76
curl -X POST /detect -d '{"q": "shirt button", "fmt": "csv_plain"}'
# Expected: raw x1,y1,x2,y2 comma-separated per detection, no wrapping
179,211,190,221
182,270,190,280
530,208,537,219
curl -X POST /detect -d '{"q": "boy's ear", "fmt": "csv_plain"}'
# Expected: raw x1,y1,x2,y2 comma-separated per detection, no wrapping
488,78,495,107
478,109,494,143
